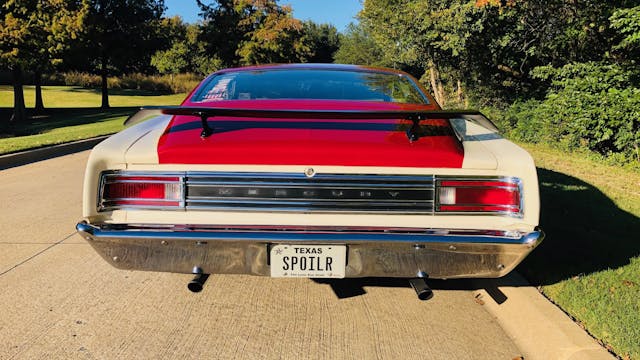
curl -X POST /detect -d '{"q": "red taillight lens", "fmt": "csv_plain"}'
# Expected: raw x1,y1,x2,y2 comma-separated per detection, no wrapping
100,174,183,210
437,179,521,215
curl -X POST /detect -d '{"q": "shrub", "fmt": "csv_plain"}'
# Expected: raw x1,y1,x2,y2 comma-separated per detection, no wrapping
56,72,202,94
63,72,102,88
502,62,640,164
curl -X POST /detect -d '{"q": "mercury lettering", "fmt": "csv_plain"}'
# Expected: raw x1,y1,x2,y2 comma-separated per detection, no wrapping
282,256,333,272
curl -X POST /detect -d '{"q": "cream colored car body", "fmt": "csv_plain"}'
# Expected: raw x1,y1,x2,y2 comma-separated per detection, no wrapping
77,111,543,280
82,115,540,233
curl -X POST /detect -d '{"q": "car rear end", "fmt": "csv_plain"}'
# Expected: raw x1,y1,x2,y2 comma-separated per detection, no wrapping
77,64,543,281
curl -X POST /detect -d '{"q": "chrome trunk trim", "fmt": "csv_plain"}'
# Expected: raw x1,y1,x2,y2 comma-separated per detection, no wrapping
185,172,436,213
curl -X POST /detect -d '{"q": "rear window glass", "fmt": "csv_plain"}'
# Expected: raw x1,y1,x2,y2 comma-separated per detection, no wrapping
192,69,429,104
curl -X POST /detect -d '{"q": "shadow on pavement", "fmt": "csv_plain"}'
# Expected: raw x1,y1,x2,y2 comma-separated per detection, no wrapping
519,168,640,286
313,276,516,304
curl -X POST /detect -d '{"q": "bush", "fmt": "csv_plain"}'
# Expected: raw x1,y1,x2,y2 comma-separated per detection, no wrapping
62,72,103,88
54,72,201,94
498,62,640,164
157,73,202,94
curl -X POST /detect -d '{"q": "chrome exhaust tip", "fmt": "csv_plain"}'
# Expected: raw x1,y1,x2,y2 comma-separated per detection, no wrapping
188,267,209,293
409,277,433,301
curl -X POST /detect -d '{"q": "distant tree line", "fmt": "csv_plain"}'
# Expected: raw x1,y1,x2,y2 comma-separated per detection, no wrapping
2,0,638,164
0,0,340,123
334,0,640,164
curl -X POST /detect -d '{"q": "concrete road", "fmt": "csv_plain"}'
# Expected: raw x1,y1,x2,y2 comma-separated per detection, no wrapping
0,152,523,360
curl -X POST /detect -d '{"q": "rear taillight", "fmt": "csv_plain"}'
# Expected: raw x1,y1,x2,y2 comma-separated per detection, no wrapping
99,174,184,210
436,179,521,216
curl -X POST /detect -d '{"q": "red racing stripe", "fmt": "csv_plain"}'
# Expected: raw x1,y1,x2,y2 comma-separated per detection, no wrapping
157,100,464,168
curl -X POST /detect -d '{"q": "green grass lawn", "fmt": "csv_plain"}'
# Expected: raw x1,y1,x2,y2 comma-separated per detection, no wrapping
0,85,186,108
0,108,131,154
518,143,640,359
0,86,186,154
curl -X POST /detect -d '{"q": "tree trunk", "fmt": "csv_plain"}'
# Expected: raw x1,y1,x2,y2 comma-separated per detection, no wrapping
428,60,445,107
457,79,468,107
10,66,27,123
100,55,110,109
34,70,45,113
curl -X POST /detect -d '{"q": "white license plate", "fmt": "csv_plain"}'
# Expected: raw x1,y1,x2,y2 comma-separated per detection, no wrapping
270,244,346,278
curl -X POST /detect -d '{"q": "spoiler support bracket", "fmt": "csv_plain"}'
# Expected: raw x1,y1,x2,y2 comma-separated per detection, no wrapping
406,114,425,142
197,112,214,138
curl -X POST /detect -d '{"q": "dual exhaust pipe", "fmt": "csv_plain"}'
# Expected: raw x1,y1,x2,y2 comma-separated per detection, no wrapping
187,269,433,301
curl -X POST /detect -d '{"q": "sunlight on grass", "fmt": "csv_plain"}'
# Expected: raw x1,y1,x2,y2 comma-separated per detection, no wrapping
0,85,186,108
544,258,640,358
0,86,187,155
0,116,125,154
519,142,640,359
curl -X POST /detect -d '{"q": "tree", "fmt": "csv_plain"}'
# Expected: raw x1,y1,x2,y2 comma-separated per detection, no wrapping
360,0,637,106
303,21,340,63
197,0,246,67
198,0,310,67
151,17,190,76
360,0,480,106
333,23,388,67
0,0,87,122
33,1,88,112
610,5,640,62
81,0,166,108
235,0,310,64
151,17,221,76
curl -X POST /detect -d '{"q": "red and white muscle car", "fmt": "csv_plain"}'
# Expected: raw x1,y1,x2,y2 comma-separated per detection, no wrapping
76,64,543,297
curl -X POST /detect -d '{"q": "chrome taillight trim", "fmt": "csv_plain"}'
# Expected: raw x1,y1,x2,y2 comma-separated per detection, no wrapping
97,171,524,218
98,171,186,211
434,176,524,218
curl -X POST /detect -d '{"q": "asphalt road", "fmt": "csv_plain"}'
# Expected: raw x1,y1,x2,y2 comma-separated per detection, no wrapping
0,151,523,360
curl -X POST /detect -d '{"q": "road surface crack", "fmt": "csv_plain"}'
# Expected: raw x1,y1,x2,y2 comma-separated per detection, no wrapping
0,232,77,277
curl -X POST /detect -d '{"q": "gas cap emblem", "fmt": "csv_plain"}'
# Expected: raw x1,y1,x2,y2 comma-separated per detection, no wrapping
304,167,316,178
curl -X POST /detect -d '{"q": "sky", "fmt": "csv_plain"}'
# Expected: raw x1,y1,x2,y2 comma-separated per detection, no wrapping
163,0,362,32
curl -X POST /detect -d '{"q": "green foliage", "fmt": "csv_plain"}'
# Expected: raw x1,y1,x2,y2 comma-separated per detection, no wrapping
353,0,640,164
334,23,389,67
151,42,191,75
234,0,311,65
80,0,166,74
303,21,340,63
150,17,222,76
610,5,640,60
0,0,89,120
500,63,640,164
359,0,486,105
0,0,88,69
61,71,102,88
198,0,311,67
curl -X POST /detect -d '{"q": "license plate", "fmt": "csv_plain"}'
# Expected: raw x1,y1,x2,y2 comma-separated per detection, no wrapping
270,244,346,278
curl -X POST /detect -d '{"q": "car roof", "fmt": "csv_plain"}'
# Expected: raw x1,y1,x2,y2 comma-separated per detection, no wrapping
214,63,408,76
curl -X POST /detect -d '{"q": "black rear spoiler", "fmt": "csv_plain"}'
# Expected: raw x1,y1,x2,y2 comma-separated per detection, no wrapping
124,106,499,140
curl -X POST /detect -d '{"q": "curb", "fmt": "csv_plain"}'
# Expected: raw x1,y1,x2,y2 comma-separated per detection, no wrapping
0,135,108,170
473,272,614,360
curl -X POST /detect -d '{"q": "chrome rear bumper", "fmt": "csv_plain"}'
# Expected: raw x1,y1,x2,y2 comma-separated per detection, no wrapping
76,222,544,279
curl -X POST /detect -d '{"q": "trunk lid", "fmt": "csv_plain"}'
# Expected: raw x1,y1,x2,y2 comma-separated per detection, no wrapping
155,100,468,168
